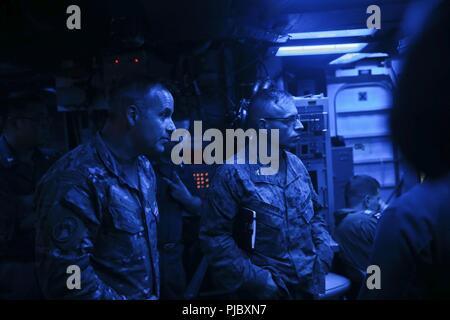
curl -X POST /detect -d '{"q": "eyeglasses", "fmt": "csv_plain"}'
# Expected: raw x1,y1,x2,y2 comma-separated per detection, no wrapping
262,114,303,127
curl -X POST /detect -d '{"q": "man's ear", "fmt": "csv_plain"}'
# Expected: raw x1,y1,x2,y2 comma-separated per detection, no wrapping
363,195,371,209
126,105,140,126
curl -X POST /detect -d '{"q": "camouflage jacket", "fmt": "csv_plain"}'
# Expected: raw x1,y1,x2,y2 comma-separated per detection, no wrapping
35,133,159,299
200,151,334,299
0,135,58,259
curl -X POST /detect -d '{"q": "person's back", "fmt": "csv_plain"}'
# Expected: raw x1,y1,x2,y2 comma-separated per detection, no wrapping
360,174,450,298
334,208,378,275
333,175,383,285
359,1,450,299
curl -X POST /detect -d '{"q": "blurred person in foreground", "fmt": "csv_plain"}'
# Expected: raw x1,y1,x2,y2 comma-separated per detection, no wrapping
359,1,450,299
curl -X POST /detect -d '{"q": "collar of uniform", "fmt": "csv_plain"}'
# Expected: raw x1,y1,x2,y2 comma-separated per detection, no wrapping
246,150,301,187
93,132,144,191
0,135,16,168
248,163,281,186
363,209,381,219
223,148,274,185
284,150,303,186
334,207,358,224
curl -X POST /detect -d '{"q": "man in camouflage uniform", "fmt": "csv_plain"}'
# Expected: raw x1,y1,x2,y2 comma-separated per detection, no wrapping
0,90,58,299
35,80,176,299
334,175,384,287
200,89,334,299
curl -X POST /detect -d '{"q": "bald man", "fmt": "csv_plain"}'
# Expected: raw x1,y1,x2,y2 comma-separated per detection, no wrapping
200,89,334,299
35,80,175,299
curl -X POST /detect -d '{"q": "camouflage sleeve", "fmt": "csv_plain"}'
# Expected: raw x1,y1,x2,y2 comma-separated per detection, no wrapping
0,177,17,248
199,166,279,299
35,172,124,299
306,173,334,273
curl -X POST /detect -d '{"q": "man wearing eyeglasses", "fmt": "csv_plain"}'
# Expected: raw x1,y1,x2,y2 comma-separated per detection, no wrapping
0,90,58,299
200,88,334,299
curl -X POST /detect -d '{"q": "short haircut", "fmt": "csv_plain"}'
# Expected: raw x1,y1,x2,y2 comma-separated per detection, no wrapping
1,90,48,131
247,88,294,127
390,1,450,178
108,77,171,118
345,175,381,207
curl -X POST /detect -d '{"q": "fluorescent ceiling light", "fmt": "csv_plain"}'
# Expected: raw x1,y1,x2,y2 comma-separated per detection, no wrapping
289,28,376,40
276,43,368,56
329,52,388,65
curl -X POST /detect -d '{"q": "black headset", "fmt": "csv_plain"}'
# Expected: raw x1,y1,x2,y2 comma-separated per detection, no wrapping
233,78,274,128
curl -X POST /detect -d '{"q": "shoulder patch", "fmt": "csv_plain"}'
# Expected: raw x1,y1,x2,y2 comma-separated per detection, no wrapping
52,216,80,243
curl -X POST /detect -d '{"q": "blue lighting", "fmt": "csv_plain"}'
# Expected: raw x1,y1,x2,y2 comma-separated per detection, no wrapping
288,28,376,40
276,43,368,56
329,52,388,65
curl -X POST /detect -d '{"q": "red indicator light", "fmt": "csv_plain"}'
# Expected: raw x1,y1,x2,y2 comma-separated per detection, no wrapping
133,57,140,64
